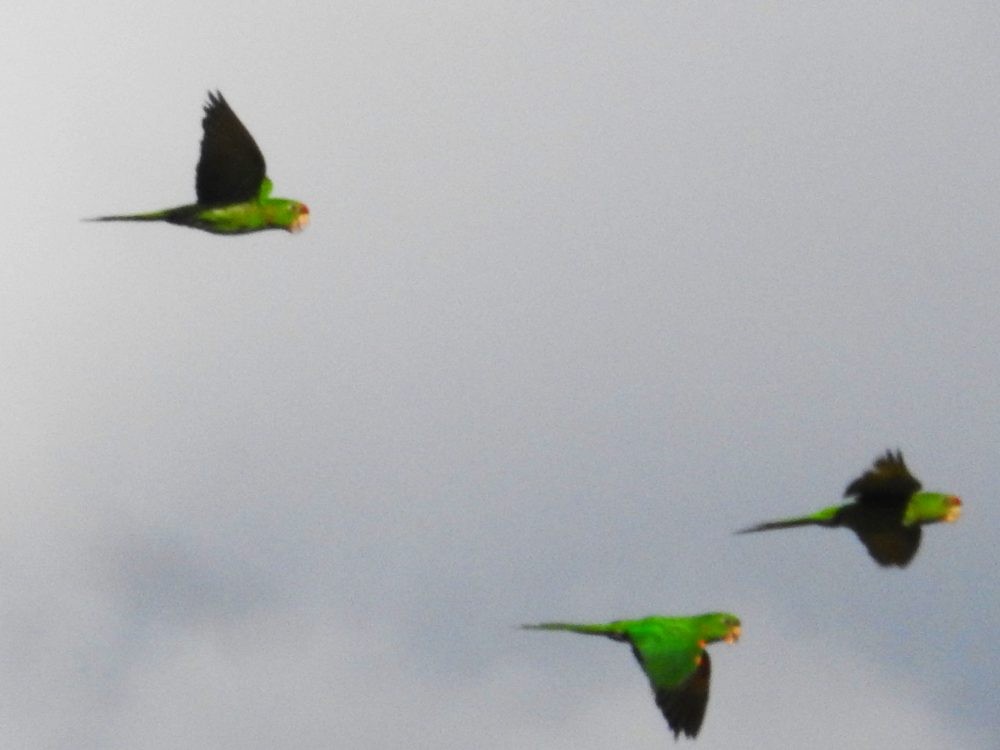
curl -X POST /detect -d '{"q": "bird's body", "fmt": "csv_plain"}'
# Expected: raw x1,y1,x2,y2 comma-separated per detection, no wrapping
93,191,305,235
737,450,961,566
523,612,741,740
91,92,308,234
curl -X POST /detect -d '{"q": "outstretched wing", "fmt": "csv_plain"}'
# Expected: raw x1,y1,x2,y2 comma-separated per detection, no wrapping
855,525,922,567
652,652,710,739
844,450,922,508
195,91,266,205
628,631,708,739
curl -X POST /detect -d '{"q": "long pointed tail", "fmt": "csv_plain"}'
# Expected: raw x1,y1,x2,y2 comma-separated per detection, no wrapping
85,210,170,223
521,622,624,639
736,505,841,534
736,517,822,533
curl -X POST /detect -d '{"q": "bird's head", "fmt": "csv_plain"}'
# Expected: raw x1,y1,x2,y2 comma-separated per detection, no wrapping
903,491,963,526
696,612,742,646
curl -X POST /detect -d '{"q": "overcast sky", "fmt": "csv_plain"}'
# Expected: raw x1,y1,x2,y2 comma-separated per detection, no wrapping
2,2,998,748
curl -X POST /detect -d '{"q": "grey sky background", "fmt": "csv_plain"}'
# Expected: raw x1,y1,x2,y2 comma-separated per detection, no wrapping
2,2,998,748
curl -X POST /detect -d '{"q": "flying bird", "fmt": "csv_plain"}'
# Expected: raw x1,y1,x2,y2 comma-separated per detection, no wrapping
522,612,741,740
90,91,308,234
737,450,961,567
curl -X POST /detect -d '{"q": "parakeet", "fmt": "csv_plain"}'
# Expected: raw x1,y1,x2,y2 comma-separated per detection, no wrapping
522,612,741,740
737,450,961,567
90,91,308,234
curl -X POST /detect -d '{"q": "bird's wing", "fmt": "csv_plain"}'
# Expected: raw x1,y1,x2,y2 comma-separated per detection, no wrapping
628,628,708,739
844,450,922,508
195,91,267,205
855,525,922,567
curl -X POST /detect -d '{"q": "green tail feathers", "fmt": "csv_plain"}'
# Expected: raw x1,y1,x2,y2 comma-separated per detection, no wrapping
736,516,822,533
736,505,841,534
521,622,622,637
87,210,169,223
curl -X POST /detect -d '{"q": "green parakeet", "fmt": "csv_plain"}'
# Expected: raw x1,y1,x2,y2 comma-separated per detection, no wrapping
90,91,308,234
737,450,961,567
522,612,741,740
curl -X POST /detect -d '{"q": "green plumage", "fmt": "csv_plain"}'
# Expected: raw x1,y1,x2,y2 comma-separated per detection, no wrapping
89,91,308,234
523,612,741,740
737,450,962,566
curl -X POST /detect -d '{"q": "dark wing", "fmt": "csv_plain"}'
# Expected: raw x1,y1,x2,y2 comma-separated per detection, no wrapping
855,525,922,567
629,643,709,740
195,91,266,205
652,651,710,740
844,450,922,508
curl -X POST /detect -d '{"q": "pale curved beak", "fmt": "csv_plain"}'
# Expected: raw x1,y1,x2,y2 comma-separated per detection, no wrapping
289,205,310,233
945,496,962,523
724,625,741,644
